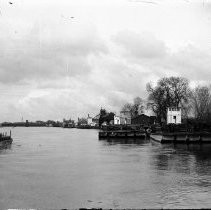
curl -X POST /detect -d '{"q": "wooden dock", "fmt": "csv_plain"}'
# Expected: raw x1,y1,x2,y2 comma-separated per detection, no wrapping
0,131,13,147
99,130,146,139
150,132,211,144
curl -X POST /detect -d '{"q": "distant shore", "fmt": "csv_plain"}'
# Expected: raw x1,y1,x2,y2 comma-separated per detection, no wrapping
0,122,100,129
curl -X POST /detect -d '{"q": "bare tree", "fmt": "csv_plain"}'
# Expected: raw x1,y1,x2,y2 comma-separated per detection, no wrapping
191,85,211,122
181,101,193,120
121,97,144,117
133,97,143,116
146,83,166,122
146,76,191,123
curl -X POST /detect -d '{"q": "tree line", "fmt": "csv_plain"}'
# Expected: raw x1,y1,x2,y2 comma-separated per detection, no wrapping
121,76,211,124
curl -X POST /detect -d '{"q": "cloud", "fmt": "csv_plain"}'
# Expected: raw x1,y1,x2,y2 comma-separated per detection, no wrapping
112,30,211,82
112,30,167,59
10,29,211,122
169,45,211,80
1,22,211,122
0,23,108,84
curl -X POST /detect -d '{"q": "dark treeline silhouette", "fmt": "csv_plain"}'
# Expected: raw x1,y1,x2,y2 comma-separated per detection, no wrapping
147,77,211,124
120,76,211,132
146,76,191,123
99,108,115,126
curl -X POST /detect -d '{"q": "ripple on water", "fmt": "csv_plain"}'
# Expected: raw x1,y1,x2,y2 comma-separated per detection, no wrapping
0,127,210,208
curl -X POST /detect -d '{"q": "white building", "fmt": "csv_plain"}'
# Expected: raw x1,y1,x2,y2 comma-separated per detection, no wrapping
114,115,121,125
87,114,93,125
113,111,131,125
120,110,131,124
87,114,99,126
167,107,181,124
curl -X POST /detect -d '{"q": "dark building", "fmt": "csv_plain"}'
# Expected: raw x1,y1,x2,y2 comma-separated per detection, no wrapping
149,116,156,125
131,114,156,126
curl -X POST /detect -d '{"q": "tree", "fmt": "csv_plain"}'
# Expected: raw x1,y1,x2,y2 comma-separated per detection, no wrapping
99,108,107,126
121,103,133,112
99,108,115,126
191,85,211,122
146,83,166,122
146,76,191,123
77,118,87,125
121,97,144,118
133,97,144,115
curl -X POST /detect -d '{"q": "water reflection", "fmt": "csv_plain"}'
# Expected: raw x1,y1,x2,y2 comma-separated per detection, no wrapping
0,143,12,152
150,143,211,177
146,143,211,208
185,144,211,159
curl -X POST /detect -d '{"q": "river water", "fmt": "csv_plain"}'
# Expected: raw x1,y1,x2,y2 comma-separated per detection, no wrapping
0,127,210,208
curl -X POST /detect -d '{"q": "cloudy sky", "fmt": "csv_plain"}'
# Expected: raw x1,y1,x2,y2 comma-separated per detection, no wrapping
0,0,211,122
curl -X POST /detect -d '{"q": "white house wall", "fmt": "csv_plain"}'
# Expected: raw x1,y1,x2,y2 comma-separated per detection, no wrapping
167,109,181,124
114,116,121,125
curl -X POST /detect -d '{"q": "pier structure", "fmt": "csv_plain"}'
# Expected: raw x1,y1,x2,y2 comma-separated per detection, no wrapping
0,130,13,146
150,132,211,144
99,130,146,139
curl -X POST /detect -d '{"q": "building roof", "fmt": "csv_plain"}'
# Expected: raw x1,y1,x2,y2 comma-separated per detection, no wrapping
132,114,150,120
